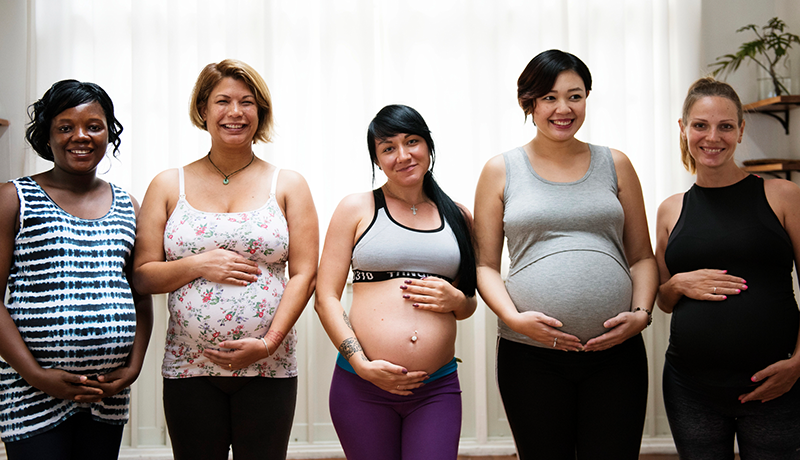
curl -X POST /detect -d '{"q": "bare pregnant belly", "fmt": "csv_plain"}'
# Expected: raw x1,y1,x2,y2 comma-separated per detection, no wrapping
506,250,632,343
349,280,457,374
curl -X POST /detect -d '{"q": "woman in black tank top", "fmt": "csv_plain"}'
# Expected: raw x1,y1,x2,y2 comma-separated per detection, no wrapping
655,77,800,459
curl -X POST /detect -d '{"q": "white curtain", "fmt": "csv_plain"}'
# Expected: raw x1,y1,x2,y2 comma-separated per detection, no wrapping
22,0,702,456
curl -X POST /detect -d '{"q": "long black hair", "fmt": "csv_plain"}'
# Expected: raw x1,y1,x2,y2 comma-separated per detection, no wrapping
26,79,123,161
367,104,476,297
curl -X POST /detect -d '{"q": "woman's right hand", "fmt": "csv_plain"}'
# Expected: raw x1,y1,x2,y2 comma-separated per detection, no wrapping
507,311,583,351
197,249,261,286
354,359,429,396
669,269,747,301
29,368,104,403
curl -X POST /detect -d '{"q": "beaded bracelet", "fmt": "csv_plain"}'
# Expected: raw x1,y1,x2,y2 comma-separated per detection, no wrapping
633,307,653,327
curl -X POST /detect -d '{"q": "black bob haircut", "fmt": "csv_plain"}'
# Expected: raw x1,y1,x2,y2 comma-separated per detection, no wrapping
517,49,592,122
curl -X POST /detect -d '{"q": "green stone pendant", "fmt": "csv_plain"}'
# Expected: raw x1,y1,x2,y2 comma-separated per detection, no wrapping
223,178,229,185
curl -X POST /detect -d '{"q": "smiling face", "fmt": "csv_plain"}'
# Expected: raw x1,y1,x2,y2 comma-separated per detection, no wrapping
533,70,587,141
201,77,259,149
680,96,744,171
48,101,109,176
374,133,431,187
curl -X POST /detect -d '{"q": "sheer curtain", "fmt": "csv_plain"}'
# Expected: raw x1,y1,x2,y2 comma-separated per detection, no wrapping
23,0,701,456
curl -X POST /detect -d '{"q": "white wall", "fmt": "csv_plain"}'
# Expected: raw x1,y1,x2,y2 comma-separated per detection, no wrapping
0,0,30,182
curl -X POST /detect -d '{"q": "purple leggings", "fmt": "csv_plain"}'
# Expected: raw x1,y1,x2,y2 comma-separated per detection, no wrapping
329,365,462,460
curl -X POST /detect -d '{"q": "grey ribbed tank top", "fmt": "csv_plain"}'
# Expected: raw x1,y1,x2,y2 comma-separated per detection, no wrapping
499,144,632,347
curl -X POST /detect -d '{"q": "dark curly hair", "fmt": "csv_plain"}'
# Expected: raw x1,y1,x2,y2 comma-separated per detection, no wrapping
25,80,123,161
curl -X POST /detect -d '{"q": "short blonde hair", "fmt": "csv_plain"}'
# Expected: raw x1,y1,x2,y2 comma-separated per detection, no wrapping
189,59,273,144
680,77,743,174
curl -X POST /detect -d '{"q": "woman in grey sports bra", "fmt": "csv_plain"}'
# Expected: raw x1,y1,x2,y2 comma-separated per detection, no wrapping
473,49,658,459
315,105,477,460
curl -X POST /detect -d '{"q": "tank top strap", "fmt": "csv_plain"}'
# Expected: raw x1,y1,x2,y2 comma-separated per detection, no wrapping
270,167,281,196
373,188,387,210
178,167,186,199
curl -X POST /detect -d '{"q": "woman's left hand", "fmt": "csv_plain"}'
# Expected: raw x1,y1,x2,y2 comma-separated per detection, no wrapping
739,358,800,403
84,366,141,398
203,337,270,370
582,310,649,352
400,277,464,314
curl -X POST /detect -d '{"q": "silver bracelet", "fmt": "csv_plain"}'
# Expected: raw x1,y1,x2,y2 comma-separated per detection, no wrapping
260,337,271,356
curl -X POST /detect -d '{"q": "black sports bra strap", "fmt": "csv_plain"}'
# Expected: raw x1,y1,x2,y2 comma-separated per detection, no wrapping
373,188,387,210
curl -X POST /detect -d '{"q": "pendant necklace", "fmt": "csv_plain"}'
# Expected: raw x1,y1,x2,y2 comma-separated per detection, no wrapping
207,151,255,185
383,187,424,216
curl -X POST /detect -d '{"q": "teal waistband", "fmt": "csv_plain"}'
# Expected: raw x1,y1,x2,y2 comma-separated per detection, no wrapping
336,353,458,383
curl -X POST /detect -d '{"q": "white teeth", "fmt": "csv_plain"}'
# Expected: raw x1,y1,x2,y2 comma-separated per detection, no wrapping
552,120,572,126
71,150,91,154
702,148,722,153
224,124,243,129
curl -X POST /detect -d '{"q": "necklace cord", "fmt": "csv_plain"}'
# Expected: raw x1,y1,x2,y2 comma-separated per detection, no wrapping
207,151,255,185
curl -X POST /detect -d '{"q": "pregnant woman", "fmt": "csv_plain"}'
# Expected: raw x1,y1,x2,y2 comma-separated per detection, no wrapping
315,104,477,460
473,49,658,459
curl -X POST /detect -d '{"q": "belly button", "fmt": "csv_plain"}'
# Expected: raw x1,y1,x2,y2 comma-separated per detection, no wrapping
411,330,418,343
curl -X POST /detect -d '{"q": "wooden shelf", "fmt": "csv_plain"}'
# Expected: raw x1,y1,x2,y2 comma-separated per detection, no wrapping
0,118,9,127
743,95,800,134
742,158,800,180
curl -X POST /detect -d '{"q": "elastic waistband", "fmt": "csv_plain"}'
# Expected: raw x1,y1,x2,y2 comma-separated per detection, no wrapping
336,353,458,383
352,269,454,284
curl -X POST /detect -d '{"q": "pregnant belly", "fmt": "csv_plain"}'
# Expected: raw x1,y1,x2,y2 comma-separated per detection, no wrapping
169,278,274,348
506,250,632,343
350,281,457,374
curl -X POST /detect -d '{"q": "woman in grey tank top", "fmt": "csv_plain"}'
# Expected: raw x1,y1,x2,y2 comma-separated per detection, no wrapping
473,49,658,460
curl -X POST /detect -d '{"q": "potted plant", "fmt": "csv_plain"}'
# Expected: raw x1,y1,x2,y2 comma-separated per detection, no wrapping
710,17,800,98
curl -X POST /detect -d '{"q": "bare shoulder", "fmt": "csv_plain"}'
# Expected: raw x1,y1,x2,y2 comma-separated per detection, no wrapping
657,192,685,229
0,181,21,217
480,154,506,176
455,202,473,221
147,168,180,195
763,177,800,223
336,191,374,215
609,148,636,174
763,176,800,200
276,168,309,189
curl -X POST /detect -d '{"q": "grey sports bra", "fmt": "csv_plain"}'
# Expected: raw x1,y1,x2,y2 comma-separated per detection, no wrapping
351,189,460,283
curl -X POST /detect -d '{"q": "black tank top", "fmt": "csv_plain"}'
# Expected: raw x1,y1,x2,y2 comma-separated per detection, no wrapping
665,174,798,387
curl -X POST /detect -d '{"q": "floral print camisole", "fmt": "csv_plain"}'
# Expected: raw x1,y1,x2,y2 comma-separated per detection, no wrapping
162,167,296,378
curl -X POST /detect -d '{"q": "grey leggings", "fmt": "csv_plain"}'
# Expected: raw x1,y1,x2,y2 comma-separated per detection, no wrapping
663,361,800,460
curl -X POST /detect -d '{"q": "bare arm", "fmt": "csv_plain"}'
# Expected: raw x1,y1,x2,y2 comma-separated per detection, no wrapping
315,194,428,395
473,155,582,351
0,183,103,401
132,169,260,295
88,195,154,396
206,171,319,368
584,150,657,351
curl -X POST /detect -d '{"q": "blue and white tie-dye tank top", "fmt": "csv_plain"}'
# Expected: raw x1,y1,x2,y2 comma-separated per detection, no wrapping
0,176,137,442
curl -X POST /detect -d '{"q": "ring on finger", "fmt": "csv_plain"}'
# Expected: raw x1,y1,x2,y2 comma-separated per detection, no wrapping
228,363,232,369
396,385,400,390
713,287,717,294
553,337,558,348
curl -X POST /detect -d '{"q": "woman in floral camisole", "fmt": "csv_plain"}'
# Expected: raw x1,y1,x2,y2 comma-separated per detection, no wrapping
133,59,318,460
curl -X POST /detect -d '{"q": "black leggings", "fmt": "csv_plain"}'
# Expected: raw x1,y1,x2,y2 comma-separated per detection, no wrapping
163,376,298,460
663,360,800,460
497,335,648,460
4,411,124,460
